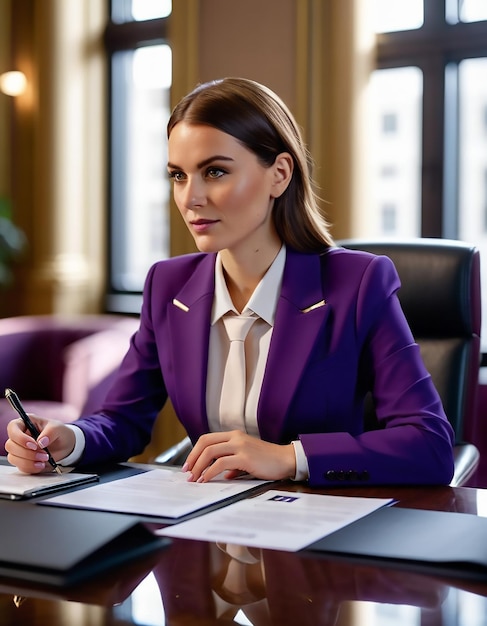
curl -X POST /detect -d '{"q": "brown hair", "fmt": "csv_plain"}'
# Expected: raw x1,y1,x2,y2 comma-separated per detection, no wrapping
167,78,334,252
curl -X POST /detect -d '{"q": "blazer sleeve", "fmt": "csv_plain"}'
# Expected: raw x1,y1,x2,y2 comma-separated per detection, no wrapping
300,253,455,487
73,262,169,466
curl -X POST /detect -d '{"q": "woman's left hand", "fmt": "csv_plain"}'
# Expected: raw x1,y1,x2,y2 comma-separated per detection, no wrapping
183,430,296,483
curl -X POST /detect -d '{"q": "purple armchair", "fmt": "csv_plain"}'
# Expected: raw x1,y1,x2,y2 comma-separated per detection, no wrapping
0,314,139,453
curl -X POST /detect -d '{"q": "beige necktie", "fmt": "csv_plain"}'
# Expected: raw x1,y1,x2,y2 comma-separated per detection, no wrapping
220,314,256,431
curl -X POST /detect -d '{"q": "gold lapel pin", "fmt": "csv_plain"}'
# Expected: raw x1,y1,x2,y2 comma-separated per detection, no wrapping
301,300,326,314
173,298,189,312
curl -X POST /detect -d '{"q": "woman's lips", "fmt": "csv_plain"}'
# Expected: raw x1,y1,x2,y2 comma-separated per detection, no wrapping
190,219,219,232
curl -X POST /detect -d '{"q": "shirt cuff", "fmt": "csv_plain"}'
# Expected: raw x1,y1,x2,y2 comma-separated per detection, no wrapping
58,425,86,467
291,440,309,481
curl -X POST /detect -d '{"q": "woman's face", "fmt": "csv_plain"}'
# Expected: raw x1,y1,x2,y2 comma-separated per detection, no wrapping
167,122,287,257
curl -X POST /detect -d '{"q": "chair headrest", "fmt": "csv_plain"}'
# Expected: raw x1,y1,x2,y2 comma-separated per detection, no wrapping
338,239,481,338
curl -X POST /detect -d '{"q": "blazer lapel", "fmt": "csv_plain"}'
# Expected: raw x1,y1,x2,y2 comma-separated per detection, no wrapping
258,249,329,442
166,255,216,439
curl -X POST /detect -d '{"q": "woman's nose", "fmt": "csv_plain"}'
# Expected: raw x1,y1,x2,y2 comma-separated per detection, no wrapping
181,177,207,209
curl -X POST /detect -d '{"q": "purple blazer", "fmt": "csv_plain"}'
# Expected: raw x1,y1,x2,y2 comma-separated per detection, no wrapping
75,246,455,485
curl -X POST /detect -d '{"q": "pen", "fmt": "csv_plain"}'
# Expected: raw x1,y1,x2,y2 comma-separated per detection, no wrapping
4,388,63,474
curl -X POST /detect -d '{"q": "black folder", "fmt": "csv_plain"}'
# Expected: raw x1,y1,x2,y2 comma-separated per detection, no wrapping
0,501,170,586
306,506,487,581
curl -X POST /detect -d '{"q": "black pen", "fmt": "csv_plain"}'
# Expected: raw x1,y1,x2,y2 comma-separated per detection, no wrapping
5,388,63,474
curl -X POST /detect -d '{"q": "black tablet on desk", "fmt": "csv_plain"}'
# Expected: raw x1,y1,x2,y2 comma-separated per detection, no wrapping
0,501,170,586
306,506,487,582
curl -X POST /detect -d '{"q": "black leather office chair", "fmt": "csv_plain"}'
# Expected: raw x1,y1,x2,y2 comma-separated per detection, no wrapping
155,238,482,487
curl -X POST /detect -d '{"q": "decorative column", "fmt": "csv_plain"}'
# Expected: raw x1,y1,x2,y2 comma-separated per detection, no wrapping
11,0,106,314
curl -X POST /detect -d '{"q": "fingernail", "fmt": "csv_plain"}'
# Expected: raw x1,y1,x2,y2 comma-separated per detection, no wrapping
26,441,37,451
37,436,50,449
35,452,49,461
186,472,194,482
34,462,46,469
197,476,205,483
182,462,189,472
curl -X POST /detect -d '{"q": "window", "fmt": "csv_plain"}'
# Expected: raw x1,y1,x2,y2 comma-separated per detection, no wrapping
373,0,424,33
458,58,487,255
370,0,487,344
370,67,422,238
105,0,172,313
457,0,487,23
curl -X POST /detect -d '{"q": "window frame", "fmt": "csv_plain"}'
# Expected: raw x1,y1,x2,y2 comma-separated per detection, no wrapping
375,0,487,237
104,6,170,313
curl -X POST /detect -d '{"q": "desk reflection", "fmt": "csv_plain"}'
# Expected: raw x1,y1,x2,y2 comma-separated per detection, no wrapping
147,538,456,626
2,535,487,626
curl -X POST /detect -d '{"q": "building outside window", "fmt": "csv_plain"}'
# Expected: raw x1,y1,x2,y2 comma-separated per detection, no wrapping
382,203,397,233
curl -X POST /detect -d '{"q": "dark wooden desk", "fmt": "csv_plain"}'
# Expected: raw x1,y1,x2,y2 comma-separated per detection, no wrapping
1,482,486,626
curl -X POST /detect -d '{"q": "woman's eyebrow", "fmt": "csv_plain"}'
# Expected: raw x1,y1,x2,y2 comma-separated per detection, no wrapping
167,155,234,170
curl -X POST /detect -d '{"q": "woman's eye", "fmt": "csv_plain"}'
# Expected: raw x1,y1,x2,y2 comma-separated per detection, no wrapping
168,171,185,182
206,167,226,179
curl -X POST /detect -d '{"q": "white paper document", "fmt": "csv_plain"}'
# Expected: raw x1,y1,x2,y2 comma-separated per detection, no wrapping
159,489,393,551
40,468,268,518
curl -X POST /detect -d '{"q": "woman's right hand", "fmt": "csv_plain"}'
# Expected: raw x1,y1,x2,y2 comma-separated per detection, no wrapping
5,416,76,474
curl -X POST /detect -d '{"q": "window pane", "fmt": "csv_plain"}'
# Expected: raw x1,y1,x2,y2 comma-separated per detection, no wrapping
460,0,487,22
458,58,487,346
373,0,423,33
112,0,171,23
369,67,423,238
111,44,172,292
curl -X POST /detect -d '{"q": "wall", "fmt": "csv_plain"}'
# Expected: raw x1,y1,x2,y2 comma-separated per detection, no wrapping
197,0,297,109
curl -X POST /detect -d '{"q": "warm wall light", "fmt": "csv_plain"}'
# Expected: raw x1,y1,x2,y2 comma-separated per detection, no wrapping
0,71,27,96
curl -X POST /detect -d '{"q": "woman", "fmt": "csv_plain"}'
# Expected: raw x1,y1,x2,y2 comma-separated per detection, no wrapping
5,78,454,486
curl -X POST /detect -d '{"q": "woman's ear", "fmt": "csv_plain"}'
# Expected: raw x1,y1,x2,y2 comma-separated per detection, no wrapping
270,152,294,198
